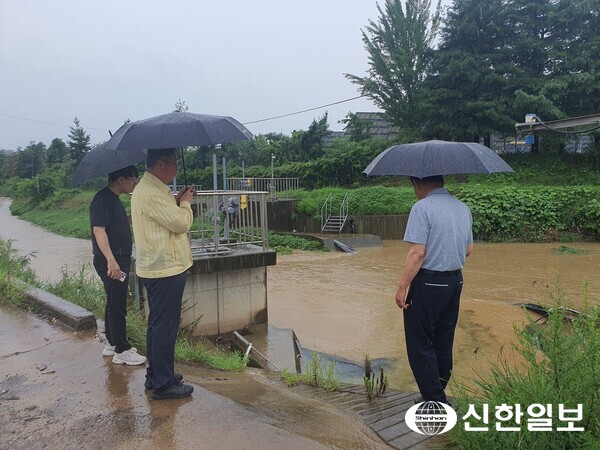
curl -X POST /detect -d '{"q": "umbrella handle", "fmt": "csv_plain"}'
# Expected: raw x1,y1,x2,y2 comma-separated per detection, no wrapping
180,148,188,186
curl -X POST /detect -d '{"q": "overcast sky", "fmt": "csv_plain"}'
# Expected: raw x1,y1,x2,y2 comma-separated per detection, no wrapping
0,1,448,151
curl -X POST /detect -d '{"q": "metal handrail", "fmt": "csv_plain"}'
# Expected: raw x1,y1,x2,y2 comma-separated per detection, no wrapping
339,192,348,225
190,190,269,252
320,193,332,231
227,177,300,199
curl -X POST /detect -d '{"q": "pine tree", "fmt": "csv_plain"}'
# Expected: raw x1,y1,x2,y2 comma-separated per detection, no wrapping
345,0,442,129
67,117,91,164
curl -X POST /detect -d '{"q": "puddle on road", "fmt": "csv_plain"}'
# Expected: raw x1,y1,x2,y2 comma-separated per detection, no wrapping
268,241,600,393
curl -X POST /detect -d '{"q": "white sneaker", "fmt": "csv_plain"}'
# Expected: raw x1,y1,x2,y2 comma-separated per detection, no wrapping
112,348,147,366
103,344,137,357
102,344,116,356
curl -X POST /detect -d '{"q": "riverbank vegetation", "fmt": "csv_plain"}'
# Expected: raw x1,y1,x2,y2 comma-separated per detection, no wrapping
450,285,600,449
2,111,600,245
3,169,600,243
0,237,247,372
281,352,340,392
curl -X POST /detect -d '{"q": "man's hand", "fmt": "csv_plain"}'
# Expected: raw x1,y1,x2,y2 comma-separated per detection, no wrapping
107,258,121,280
176,187,195,204
395,285,409,309
181,187,195,203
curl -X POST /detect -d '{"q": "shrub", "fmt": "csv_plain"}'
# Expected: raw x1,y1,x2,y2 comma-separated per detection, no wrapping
450,285,600,449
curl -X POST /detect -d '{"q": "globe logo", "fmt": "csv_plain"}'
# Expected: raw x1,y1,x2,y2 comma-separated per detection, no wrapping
405,401,458,435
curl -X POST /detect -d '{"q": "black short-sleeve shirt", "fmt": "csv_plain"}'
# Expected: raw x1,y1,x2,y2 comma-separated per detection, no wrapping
90,187,132,257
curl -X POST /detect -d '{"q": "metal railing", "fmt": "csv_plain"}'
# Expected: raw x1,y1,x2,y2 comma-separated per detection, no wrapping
169,183,202,193
321,193,332,231
226,177,300,199
190,190,269,255
340,192,348,223
320,192,349,233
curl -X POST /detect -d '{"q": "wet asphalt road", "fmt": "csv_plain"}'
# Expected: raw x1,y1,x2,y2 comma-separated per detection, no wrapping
0,306,389,450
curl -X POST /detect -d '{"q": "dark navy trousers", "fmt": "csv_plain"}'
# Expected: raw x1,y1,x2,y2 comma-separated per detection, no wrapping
403,270,463,403
141,273,186,392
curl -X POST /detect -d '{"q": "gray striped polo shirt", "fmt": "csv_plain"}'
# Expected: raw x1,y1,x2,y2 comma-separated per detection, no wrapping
403,188,473,271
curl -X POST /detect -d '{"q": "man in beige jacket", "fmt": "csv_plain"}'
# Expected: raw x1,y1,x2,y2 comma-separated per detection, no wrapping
131,148,195,400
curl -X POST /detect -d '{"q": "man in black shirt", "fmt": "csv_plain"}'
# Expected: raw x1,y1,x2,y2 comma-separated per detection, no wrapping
90,165,146,366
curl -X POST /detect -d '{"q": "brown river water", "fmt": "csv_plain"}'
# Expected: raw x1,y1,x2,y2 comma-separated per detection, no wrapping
267,240,600,393
2,196,599,395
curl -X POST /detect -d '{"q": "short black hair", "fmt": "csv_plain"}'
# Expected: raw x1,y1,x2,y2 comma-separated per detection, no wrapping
108,165,139,182
409,175,444,185
146,148,177,168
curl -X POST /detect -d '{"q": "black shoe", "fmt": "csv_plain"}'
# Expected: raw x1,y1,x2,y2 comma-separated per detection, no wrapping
152,382,193,400
145,373,184,390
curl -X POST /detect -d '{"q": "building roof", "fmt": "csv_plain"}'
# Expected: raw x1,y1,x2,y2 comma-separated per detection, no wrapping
343,112,400,140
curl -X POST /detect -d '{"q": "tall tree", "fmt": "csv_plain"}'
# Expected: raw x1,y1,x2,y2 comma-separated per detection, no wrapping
421,0,517,140
542,0,600,117
14,141,46,178
345,0,442,129
67,117,91,164
0,150,16,181
299,114,329,161
46,138,69,165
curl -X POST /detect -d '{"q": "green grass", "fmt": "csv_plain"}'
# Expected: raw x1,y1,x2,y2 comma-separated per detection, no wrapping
281,352,340,392
268,232,328,254
175,336,247,371
450,282,600,449
0,239,38,307
0,236,246,372
552,245,591,255
7,181,600,244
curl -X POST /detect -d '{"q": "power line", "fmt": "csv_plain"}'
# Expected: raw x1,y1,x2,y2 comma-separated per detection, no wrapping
1,94,367,138
0,113,110,131
242,95,365,125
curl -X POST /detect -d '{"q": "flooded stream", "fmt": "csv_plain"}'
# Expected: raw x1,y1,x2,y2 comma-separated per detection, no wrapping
1,196,599,395
268,240,600,393
0,197,91,281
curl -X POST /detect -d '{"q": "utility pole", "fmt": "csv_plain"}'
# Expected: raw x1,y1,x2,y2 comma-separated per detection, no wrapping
270,153,275,197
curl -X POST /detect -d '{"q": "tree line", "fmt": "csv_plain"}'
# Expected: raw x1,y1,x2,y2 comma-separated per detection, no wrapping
346,0,600,141
2,0,599,190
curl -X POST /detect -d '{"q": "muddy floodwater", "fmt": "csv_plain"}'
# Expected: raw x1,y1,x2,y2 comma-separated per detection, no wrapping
1,196,599,396
268,240,600,393
0,197,90,281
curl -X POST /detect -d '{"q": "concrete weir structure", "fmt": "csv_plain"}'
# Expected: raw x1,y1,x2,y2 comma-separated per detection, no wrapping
181,243,276,337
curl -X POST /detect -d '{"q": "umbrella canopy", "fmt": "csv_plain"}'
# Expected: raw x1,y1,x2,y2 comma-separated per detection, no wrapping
103,111,253,151
363,140,515,178
72,142,146,186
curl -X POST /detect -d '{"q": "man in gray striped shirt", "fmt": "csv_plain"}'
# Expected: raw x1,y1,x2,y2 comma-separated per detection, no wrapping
395,175,473,404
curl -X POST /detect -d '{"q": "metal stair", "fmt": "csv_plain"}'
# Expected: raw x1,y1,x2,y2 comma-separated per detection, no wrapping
321,192,349,233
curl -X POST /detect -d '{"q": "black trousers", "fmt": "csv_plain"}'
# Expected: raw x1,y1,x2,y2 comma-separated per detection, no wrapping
141,273,186,392
93,255,132,354
403,270,463,403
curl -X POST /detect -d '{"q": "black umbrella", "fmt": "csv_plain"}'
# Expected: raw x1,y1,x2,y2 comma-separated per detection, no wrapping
103,111,253,185
104,111,253,150
363,140,515,178
72,142,146,186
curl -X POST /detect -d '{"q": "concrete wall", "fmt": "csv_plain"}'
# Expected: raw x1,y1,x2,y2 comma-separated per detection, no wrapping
267,199,409,240
182,267,268,337
137,247,276,338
